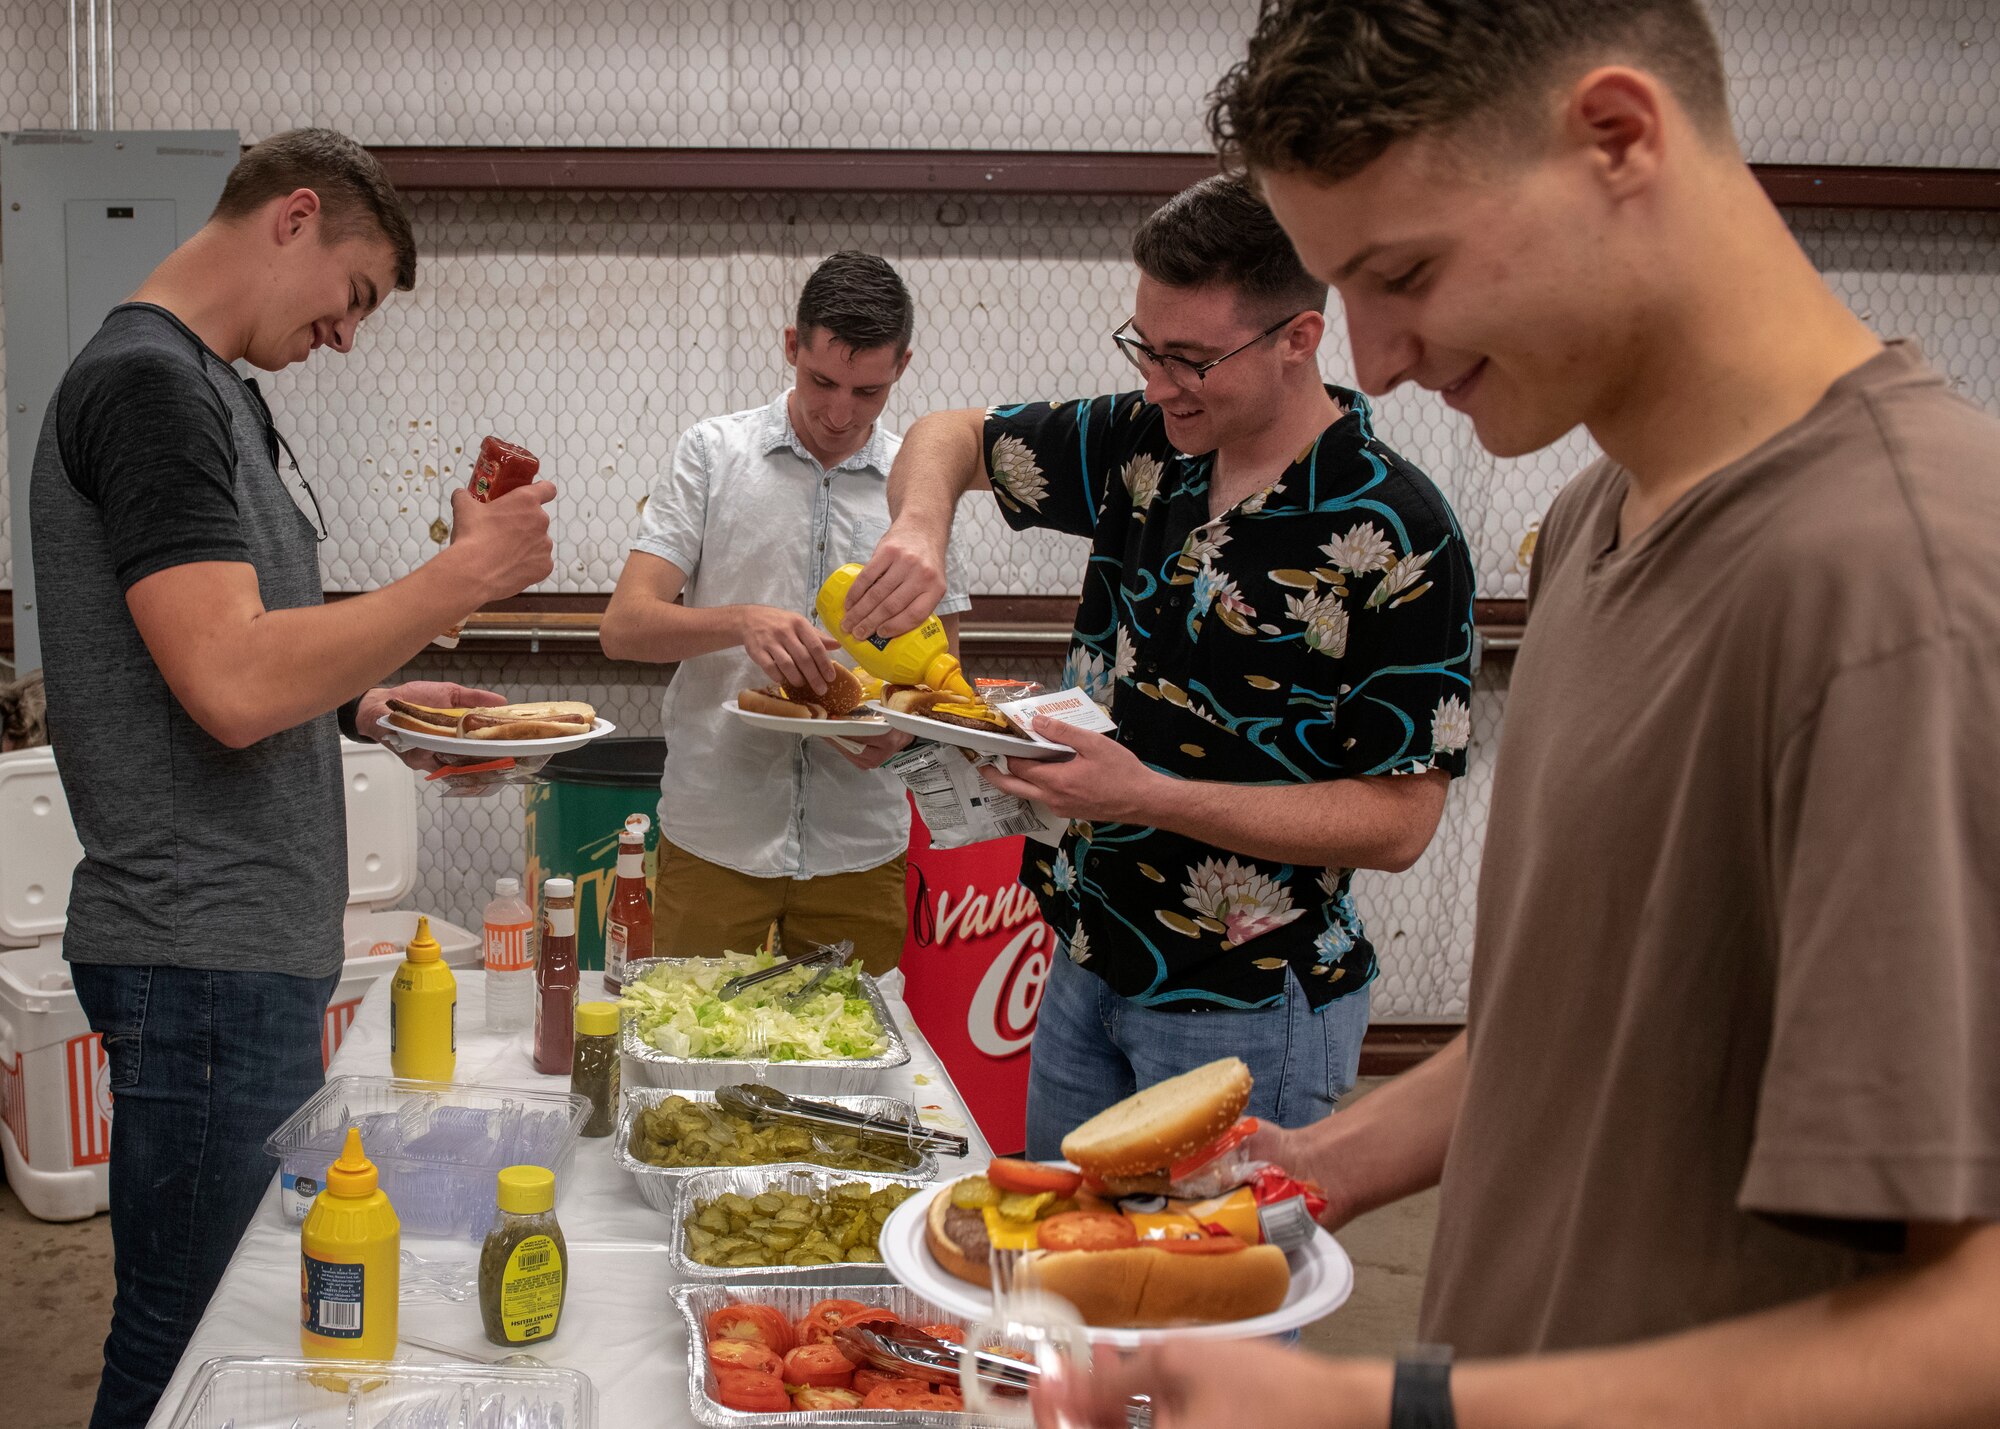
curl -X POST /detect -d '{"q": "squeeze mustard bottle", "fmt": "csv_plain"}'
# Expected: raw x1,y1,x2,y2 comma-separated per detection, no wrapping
300,1128,400,1360
480,1165,568,1346
391,916,457,1082
815,563,976,698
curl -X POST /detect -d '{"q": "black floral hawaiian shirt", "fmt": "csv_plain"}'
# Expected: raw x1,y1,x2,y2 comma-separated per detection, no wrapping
985,387,1475,1012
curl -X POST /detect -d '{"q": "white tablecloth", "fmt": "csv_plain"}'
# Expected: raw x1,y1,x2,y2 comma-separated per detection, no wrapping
148,970,993,1426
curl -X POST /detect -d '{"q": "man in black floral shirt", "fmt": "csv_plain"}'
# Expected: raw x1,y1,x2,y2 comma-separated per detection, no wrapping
846,177,1475,1154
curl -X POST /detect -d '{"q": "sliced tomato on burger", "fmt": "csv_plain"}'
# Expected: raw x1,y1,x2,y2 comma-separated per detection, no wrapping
711,1367,789,1414
705,1303,794,1356
1037,1210,1140,1252
793,1297,869,1346
782,1343,857,1388
985,1157,1083,1198
793,1386,867,1411
707,1338,784,1377
1157,1231,1250,1253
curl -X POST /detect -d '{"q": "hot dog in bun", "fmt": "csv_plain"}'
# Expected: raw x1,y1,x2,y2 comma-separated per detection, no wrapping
384,699,596,741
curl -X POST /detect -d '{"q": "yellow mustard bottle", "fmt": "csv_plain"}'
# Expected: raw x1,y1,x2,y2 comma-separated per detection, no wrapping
300,1128,400,1360
391,915,456,1082
816,563,976,698
481,1165,568,1346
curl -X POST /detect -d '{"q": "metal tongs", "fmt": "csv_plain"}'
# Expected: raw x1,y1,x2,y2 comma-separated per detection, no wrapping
716,939,853,1003
835,1323,1152,1428
714,1082,971,1159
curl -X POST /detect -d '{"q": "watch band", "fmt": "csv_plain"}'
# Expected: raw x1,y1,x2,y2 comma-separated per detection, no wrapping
1389,1345,1456,1429
337,695,366,742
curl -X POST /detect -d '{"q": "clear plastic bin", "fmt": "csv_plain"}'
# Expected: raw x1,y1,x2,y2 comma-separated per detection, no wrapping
266,1077,591,1240
165,1355,595,1429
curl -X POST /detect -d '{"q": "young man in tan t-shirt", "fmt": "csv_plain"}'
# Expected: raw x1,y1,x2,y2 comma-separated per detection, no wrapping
1038,3,2000,1428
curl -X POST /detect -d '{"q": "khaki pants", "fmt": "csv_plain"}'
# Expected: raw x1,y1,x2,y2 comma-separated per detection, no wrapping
651,842,910,975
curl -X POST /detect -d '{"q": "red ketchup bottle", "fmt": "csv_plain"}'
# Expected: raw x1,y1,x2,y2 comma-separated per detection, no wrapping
435,436,542,649
532,877,579,1075
602,814,653,995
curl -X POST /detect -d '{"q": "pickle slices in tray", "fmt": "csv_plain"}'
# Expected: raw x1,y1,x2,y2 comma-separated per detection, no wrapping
682,1180,919,1269
628,1094,925,1174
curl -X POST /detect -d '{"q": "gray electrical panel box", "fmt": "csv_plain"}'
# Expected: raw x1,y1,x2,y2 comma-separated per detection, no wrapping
3,130,239,672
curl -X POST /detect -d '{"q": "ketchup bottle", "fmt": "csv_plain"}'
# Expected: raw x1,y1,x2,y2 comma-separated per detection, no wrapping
603,814,653,994
532,877,579,1075
435,436,542,650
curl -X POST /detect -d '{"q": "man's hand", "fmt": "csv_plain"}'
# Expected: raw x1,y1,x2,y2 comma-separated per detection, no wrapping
978,717,1163,824
356,681,508,773
1241,1119,1368,1231
1034,1341,1390,1429
739,606,841,692
841,523,949,640
447,480,557,603
829,728,915,770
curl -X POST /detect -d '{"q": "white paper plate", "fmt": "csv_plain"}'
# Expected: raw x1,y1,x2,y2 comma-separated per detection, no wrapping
387,716,618,758
724,698,891,736
876,1182,1353,1344
868,702,1076,763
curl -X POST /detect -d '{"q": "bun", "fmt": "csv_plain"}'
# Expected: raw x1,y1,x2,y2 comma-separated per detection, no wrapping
780,664,864,719
384,702,466,738
1061,1057,1251,1178
925,1189,992,1289
1028,1244,1290,1328
738,687,823,720
460,701,594,733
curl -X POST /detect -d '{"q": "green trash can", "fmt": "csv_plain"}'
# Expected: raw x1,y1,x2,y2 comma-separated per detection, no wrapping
525,738,662,974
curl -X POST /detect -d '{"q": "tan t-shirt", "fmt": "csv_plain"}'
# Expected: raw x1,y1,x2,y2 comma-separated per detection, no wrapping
1420,342,2000,1355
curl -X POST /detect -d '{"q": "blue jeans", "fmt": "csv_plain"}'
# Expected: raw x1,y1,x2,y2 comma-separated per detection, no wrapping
71,962,339,1428
1025,948,1371,1159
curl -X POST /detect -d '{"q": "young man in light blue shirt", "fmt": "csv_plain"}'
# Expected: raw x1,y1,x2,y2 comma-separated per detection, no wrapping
602,253,968,973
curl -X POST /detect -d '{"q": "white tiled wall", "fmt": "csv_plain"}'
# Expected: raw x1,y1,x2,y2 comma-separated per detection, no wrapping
3,1,1996,1016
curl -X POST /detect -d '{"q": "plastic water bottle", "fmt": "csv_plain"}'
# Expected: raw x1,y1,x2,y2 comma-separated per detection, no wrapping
483,877,535,1032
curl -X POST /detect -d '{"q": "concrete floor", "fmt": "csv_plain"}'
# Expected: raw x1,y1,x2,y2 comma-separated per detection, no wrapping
1,1080,1436,1426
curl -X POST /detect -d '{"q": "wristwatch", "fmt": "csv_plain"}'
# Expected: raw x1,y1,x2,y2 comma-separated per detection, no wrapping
337,694,366,742
1389,1344,1455,1429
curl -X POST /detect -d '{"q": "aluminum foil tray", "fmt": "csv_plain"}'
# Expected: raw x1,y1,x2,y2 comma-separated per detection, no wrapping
615,1087,941,1213
672,1281,1030,1429
620,957,912,1096
665,1165,933,1285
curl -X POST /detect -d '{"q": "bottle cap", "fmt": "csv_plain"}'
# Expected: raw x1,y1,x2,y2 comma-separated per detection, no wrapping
623,813,651,840
404,915,443,963
495,876,521,897
543,877,574,898
575,1001,620,1037
496,1164,556,1216
326,1127,379,1198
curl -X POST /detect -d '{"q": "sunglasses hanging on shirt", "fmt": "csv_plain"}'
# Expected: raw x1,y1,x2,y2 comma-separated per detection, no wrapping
241,376,330,544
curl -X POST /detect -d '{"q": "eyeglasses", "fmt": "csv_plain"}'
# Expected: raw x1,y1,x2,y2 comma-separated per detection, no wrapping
243,377,329,544
1111,312,1306,389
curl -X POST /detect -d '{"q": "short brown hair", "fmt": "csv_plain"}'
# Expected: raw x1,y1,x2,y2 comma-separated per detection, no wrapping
796,251,915,354
1131,175,1327,318
213,128,417,290
1209,0,1732,183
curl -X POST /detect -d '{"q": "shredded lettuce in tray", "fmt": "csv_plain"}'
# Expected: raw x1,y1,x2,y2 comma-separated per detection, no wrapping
618,950,889,1062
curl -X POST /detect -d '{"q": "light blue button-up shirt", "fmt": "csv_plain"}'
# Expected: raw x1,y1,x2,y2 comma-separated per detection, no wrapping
631,394,970,878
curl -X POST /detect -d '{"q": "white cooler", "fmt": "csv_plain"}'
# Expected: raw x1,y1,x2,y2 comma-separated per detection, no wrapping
0,739,477,1222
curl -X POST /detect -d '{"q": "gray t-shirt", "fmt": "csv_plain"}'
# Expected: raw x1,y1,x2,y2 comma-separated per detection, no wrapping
32,303,346,977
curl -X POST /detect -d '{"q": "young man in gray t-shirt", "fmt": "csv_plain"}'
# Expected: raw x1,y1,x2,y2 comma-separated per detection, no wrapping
32,129,555,1426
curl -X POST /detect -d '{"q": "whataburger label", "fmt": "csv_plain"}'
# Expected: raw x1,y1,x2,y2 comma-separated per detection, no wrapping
992,687,1117,747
